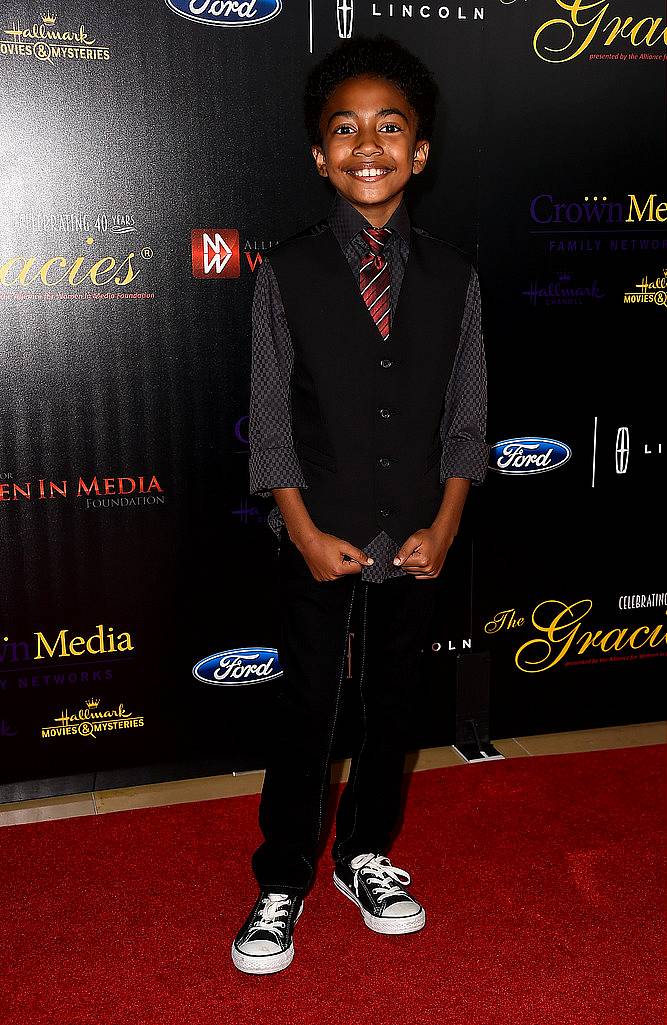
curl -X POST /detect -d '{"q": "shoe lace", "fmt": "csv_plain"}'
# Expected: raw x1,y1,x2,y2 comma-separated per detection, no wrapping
353,854,412,902
246,893,292,942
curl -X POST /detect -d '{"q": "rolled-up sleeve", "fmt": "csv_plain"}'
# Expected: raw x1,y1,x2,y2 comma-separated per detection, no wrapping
248,257,307,498
439,263,489,486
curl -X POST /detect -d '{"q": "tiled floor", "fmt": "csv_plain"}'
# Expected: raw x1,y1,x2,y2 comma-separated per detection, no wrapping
0,721,664,828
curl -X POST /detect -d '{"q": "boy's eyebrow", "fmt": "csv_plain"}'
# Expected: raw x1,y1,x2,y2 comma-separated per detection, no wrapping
326,107,410,128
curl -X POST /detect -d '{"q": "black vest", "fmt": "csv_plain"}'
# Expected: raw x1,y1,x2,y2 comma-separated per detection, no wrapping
268,220,472,548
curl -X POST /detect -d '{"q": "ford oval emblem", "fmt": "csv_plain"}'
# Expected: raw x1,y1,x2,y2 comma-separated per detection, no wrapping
489,437,572,475
164,0,282,28
193,646,283,686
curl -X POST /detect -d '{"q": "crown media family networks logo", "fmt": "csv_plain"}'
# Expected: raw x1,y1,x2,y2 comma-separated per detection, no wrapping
1,622,135,698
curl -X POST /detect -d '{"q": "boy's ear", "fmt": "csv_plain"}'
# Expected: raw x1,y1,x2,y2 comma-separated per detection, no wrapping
412,139,430,176
311,144,329,178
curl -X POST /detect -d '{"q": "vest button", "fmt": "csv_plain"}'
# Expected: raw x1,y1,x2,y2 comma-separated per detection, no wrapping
380,359,392,368
379,507,390,517
379,457,390,468
379,408,391,419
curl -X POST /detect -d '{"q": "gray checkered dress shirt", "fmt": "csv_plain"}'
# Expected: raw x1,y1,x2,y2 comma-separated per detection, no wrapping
248,192,488,582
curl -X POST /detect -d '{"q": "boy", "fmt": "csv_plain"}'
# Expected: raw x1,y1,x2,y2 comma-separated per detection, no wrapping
233,34,488,974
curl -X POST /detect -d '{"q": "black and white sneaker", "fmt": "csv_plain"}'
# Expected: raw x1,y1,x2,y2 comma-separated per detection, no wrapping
231,891,304,974
333,853,426,935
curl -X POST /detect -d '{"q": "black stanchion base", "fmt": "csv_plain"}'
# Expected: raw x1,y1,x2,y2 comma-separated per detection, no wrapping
454,653,505,762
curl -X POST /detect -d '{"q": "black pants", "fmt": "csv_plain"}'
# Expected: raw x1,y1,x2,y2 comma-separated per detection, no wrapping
251,525,439,895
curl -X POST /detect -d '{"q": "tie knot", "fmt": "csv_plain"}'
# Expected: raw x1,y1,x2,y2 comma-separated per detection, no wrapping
361,226,391,255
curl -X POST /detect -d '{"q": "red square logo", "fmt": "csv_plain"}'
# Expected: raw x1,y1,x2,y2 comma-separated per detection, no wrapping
191,228,240,278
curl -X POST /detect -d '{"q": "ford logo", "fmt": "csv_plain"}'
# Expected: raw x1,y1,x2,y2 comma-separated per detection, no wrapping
489,437,572,475
164,0,282,27
192,646,283,686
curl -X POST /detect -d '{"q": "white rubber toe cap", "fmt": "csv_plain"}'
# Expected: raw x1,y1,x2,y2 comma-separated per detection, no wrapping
382,900,422,918
236,938,282,956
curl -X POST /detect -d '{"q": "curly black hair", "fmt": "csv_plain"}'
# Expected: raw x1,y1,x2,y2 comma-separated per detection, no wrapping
304,34,439,148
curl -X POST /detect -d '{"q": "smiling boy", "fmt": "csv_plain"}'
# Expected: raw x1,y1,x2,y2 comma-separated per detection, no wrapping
233,34,488,974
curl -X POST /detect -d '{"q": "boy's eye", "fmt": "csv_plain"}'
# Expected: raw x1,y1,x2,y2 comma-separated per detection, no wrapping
332,122,403,134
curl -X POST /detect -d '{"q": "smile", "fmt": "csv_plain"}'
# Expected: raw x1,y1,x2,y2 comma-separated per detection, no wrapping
346,167,393,179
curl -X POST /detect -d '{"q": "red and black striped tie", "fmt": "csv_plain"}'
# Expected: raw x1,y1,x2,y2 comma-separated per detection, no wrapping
359,226,391,340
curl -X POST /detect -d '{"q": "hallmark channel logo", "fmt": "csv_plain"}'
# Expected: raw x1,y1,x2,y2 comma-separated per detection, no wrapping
1,10,111,64
521,270,605,306
484,599,667,674
193,646,283,686
489,438,572,476
623,267,667,305
40,696,144,740
165,0,282,28
0,472,165,510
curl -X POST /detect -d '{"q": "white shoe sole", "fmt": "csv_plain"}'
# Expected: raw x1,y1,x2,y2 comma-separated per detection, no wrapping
333,873,426,935
231,903,303,975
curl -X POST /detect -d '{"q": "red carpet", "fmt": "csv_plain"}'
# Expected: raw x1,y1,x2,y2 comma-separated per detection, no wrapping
0,744,664,1025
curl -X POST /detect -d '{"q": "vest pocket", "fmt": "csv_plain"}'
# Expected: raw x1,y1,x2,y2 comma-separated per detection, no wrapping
295,439,337,472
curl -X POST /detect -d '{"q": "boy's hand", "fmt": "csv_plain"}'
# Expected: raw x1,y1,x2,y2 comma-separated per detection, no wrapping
295,530,374,582
393,527,454,580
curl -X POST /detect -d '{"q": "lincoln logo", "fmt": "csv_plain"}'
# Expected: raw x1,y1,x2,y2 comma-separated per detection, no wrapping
164,0,282,27
489,437,572,475
337,0,353,38
615,426,630,474
192,646,283,686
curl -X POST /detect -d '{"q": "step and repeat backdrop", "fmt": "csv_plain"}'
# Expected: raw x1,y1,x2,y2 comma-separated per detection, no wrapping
0,0,664,798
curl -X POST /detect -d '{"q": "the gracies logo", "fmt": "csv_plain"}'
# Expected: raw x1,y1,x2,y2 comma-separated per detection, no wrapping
489,437,572,475
193,646,282,685
485,599,667,673
164,0,282,27
0,236,149,289
500,0,667,64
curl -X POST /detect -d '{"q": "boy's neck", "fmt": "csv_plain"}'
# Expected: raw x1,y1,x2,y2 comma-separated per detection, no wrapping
338,191,405,229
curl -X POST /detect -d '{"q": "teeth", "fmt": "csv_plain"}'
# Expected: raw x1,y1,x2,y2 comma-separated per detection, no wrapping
348,168,389,178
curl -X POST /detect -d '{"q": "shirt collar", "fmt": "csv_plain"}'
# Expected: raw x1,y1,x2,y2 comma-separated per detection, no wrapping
327,191,411,250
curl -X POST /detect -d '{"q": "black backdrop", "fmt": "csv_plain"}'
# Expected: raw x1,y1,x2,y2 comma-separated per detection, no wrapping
0,0,665,800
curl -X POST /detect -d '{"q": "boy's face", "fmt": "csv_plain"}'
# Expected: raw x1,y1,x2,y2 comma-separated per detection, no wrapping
312,74,429,224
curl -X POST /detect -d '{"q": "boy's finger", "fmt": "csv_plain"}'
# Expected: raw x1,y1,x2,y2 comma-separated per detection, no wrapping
341,546,374,567
392,534,421,566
